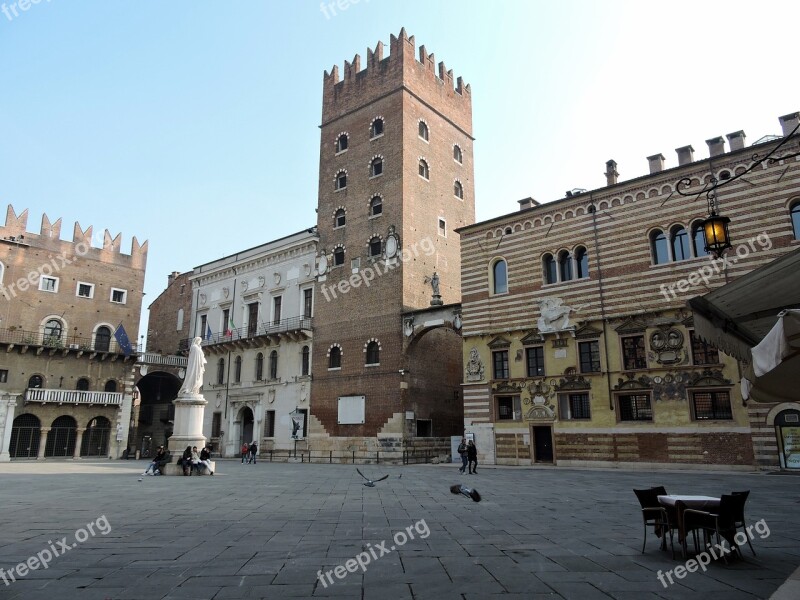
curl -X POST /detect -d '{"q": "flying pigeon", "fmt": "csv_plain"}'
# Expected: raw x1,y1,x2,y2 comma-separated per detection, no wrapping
356,468,389,487
450,484,481,502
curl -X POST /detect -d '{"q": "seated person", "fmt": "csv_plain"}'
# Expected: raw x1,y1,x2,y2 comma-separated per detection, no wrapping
179,446,193,476
143,446,167,476
198,445,214,475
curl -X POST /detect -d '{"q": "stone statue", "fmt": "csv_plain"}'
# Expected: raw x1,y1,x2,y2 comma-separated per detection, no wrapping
180,337,207,395
465,347,485,382
537,297,574,333
431,272,440,296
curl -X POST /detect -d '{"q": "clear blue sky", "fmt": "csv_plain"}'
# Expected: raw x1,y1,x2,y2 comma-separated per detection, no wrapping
1,0,797,345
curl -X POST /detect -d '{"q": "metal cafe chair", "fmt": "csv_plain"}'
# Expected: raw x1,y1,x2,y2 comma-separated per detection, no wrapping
633,486,675,558
683,494,745,565
732,490,756,556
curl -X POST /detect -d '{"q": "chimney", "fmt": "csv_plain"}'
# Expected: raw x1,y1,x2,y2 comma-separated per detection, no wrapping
517,197,540,211
676,145,695,166
168,271,180,285
647,153,665,174
726,130,746,151
706,136,725,157
779,112,800,136
605,159,619,186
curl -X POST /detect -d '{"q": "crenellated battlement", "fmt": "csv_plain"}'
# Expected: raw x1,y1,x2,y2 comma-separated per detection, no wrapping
322,28,472,133
1,205,148,267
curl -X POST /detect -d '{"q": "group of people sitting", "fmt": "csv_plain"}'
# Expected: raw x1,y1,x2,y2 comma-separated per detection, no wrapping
142,445,214,476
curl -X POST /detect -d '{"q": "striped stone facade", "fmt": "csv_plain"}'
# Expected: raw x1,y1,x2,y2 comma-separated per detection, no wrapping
458,112,800,470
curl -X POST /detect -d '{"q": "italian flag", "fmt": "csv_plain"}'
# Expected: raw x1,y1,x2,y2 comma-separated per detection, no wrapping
225,315,235,336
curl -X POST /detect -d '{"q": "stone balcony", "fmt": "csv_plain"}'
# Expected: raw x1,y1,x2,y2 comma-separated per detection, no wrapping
24,388,124,406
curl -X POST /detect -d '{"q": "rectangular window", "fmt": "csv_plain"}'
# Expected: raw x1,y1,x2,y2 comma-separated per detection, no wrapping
264,410,276,437
621,335,647,370
0,369,8,383
438,218,447,237
273,296,282,325
497,395,521,421
199,314,208,339
692,391,732,420
559,393,591,420
492,350,509,379
690,330,720,365
618,394,653,421
525,346,545,378
247,303,259,337
416,419,432,437
110,288,127,304
39,276,59,293
222,309,230,334
303,288,313,318
579,341,601,373
211,412,222,437
76,282,94,298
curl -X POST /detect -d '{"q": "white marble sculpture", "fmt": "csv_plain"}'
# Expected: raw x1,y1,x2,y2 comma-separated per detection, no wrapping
180,337,207,395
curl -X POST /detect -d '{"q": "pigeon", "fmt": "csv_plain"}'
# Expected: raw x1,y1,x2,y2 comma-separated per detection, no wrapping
450,484,481,502
356,468,389,487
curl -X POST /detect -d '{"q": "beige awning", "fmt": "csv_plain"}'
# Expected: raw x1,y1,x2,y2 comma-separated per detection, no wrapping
688,248,800,402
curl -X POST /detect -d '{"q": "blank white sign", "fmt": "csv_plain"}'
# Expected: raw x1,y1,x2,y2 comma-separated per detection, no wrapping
338,395,365,424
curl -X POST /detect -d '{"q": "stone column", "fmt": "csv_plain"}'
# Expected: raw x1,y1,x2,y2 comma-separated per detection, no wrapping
73,428,86,460
0,395,18,461
37,427,51,460
167,392,208,456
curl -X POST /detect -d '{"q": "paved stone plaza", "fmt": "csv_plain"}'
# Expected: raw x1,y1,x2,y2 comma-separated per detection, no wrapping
0,460,798,600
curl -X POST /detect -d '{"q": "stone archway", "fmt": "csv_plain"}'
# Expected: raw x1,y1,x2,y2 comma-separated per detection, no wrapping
133,371,183,454
236,406,255,449
45,415,77,458
81,416,112,457
9,413,40,458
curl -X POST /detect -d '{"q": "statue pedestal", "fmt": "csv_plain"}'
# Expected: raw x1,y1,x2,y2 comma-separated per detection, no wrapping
167,392,208,457
430,294,443,306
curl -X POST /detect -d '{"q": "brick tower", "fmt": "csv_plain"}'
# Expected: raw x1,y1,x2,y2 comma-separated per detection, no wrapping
309,29,475,457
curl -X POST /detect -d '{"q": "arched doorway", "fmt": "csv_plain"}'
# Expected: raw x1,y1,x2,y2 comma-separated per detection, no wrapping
95,326,111,352
238,406,254,447
81,416,111,457
9,414,40,458
775,409,800,469
45,415,77,457
134,371,183,453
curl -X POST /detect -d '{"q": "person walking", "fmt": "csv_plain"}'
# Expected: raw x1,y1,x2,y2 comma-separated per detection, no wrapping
248,441,258,464
457,438,468,474
241,442,249,464
467,440,478,474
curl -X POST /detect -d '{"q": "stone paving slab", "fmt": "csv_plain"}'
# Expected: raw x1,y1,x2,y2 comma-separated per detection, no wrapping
0,460,798,599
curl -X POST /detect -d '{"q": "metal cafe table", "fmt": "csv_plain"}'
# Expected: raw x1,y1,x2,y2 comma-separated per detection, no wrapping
657,495,721,557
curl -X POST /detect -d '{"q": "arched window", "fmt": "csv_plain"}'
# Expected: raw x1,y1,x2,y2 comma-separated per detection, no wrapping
369,195,382,217
366,341,380,365
255,352,264,381
301,346,310,376
492,259,508,295
454,180,464,199
671,226,690,261
370,156,383,177
44,319,63,343
329,346,341,369
217,358,225,385
370,117,384,138
651,230,669,265
453,144,463,163
543,254,557,284
234,355,242,383
28,375,43,389
418,121,429,141
336,133,348,153
575,247,589,279
335,170,347,190
333,247,345,266
691,222,709,257
334,208,346,228
104,380,117,392
95,326,111,352
558,250,573,282
76,378,90,391
792,202,800,240
369,237,382,258
418,159,429,180
269,350,278,380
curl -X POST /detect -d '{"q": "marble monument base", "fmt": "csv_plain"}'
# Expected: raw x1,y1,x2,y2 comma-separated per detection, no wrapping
165,392,216,475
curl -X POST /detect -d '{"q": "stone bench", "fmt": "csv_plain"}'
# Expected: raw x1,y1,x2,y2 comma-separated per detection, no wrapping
162,460,216,476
